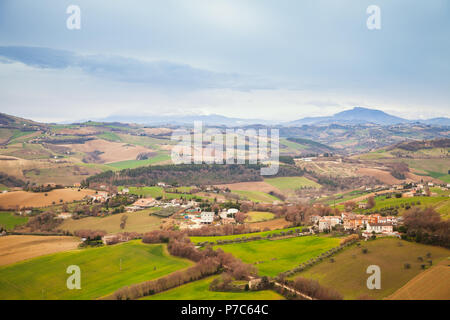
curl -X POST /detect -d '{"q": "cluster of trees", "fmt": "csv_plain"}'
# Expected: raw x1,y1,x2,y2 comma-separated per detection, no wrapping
39,136,94,144
105,194,136,208
105,232,141,245
0,172,25,188
119,215,128,229
340,234,359,246
142,229,187,243
23,184,64,193
396,138,450,151
401,207,449,248
387,162,409,180
306,171,379,191
284,204,340,226
289,277,343,300
73,229,107,239
82,164,305,188
25,212,62,232
74,229,107,247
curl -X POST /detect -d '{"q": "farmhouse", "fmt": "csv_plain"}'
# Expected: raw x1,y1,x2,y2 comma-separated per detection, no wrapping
318,216,341,231
90,191,109,203
200,212,214,224
366,223,394,234
132,198,156,208
358,202,368,209
57,212,72,219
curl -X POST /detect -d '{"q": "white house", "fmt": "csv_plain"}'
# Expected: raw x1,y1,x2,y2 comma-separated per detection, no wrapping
366,223,393,234
227,208,239,217
318,219,331,232
318,216,341,231
200,212,214,224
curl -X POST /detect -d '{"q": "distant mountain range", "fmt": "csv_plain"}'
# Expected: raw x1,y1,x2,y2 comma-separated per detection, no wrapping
89,107,449,127
286,107,450,126
88,114,273,127
3,107,449,127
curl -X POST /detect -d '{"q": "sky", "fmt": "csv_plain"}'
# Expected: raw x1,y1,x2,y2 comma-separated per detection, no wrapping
0,0,449,123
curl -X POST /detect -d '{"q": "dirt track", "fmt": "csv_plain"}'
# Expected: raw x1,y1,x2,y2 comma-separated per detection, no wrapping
0,235,80,266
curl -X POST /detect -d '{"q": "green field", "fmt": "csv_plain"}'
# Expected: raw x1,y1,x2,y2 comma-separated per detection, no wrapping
297,238,450,300
0,211,28,231
96,132,122,142
279,138,307,153
107,153,171,170
189,226,304,245
357,196,449,215
142,276,283,300
245,211,275,223
435,199,450,219
214,236,341,277
265,176,320,191
0,241,192,300
60,209,162,234
320,189,371,205
233,190,280,203
119,186,206,201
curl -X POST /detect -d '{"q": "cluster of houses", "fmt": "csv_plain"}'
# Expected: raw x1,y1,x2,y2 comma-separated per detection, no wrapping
311,212,401,238
179,208,238,230
125,197,197,212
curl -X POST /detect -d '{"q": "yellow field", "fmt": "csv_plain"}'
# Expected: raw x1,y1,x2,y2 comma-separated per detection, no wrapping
245,217,290,230
66,139,152,164
60,209,163,234
245,211,275,223
0,235,80,266
387,259,450,300
0,188,96,209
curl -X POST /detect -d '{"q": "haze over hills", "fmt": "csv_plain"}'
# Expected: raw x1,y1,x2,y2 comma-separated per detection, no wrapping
77,107,449,127
84,114,272,127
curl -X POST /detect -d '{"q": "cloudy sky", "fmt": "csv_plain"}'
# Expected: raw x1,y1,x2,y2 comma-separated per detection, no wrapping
0,0,449,122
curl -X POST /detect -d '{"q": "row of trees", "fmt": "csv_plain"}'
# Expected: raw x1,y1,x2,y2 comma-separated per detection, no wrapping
289,277,343,300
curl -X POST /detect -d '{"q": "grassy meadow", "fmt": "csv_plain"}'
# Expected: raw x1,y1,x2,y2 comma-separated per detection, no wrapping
232,190,280,203
245,211,275,223
214,236,341,277
0,211,28,230
60,209,162,234
142,276,284,300
0,241,192,300
265,176,320,192
297,238,450,300
189,226,305,244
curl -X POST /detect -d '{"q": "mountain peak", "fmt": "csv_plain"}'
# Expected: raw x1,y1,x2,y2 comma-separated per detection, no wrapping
289,107,407,126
